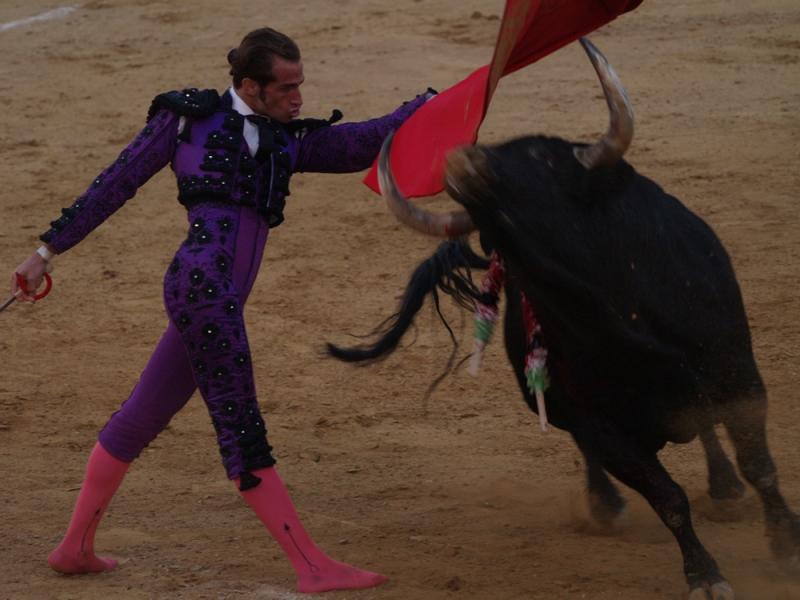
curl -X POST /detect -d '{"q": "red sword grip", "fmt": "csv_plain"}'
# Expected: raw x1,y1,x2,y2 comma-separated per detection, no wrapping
15,272,53,301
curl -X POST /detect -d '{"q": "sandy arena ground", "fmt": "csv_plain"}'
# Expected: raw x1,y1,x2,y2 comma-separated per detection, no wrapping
1,1,799,599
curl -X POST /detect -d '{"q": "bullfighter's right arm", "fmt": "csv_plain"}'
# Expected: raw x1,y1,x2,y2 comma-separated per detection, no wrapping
38,108,180,254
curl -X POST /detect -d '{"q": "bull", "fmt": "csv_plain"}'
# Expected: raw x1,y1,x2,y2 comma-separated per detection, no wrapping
329,39,800,599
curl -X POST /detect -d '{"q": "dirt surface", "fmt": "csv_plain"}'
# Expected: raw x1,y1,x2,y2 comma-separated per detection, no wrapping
1,1,799,599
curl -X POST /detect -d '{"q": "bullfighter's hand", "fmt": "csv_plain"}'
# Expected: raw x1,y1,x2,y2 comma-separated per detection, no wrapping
11,252,48,303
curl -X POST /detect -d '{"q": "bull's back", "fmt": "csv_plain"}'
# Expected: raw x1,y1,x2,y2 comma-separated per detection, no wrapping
481,141,759,406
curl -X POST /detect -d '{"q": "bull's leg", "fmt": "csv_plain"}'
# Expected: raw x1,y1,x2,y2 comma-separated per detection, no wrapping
580,447,627,527
572,426,733,599
699,424,745,501
722,393,800,564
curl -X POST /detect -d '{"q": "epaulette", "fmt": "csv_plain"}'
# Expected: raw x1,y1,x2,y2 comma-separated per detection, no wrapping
147,88,221,122
285,109,343,135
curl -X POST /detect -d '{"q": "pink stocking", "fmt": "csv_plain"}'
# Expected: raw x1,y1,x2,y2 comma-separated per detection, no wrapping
237,467,387,594
48,442,129,574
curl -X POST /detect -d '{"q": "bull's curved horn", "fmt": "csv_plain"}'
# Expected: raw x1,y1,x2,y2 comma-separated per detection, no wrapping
573,37,634,169
378,132,475,238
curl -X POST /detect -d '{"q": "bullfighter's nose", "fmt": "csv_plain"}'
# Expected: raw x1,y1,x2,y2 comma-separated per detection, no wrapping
444,146,491,206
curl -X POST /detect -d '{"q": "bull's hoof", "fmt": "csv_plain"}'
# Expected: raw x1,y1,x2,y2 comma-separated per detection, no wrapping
686,580,734,600
588,490,626,530
706,497,746,523
707,467,746,501
767,513,800,568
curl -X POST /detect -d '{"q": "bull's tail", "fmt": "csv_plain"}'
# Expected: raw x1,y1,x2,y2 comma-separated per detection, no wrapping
327,239,489,363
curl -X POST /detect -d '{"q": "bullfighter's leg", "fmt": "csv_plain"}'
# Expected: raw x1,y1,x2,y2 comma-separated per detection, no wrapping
48,322,198,574
47,442,130,573
698,424,745,501
48,206,266,575
164,205,387,593
572,425,733,599
723,391,800,564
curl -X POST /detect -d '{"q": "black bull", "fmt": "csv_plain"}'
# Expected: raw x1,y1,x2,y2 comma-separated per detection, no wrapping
328,39,800,598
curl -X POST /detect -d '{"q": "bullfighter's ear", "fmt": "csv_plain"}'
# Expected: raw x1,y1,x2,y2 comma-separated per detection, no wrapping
573,37,634,169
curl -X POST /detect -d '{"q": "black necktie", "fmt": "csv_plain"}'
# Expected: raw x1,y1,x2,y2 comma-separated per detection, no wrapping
246,115,276,164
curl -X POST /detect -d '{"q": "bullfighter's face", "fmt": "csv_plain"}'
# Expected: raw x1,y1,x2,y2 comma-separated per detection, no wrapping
239,57,305,123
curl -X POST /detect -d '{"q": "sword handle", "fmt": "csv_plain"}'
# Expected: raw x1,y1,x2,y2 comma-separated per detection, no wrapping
15,272,53,301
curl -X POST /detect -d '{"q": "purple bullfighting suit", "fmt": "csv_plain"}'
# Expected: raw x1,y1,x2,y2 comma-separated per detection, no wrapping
40,87,427,487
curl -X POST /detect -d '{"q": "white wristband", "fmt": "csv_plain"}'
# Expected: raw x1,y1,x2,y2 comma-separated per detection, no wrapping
36,245,55,262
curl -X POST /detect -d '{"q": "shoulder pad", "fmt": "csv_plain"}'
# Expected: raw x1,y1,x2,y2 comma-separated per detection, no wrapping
285,109,343,135
147,88,221,122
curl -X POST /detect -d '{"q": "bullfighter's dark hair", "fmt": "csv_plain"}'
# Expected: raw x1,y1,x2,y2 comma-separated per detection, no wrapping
326,239,490,364
228,27,301,87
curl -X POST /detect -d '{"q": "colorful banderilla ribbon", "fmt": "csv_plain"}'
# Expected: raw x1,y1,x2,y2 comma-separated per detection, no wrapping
469,252,550,432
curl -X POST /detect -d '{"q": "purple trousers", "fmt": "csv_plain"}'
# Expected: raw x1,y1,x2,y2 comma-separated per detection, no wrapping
99,203,276,480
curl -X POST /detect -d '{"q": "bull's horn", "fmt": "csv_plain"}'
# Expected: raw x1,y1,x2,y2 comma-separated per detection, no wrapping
573,37,634,169
378,131,476,238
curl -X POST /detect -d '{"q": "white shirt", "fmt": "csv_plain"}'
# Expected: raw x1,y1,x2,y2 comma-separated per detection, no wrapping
177,87,260,157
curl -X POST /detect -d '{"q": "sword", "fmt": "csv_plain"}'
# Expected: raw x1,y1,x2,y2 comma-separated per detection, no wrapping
0,272,53,313
0,292,20,313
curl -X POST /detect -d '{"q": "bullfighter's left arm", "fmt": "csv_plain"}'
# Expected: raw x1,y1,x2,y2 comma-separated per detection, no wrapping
292,93,429,174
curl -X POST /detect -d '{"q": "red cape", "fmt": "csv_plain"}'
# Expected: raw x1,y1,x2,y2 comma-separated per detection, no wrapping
363,0,643,197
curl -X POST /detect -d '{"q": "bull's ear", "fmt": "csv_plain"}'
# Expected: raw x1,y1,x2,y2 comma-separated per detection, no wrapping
573,37,634,169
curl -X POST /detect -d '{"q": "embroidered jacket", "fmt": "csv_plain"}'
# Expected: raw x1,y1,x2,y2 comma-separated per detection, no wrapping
40,88,428,253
